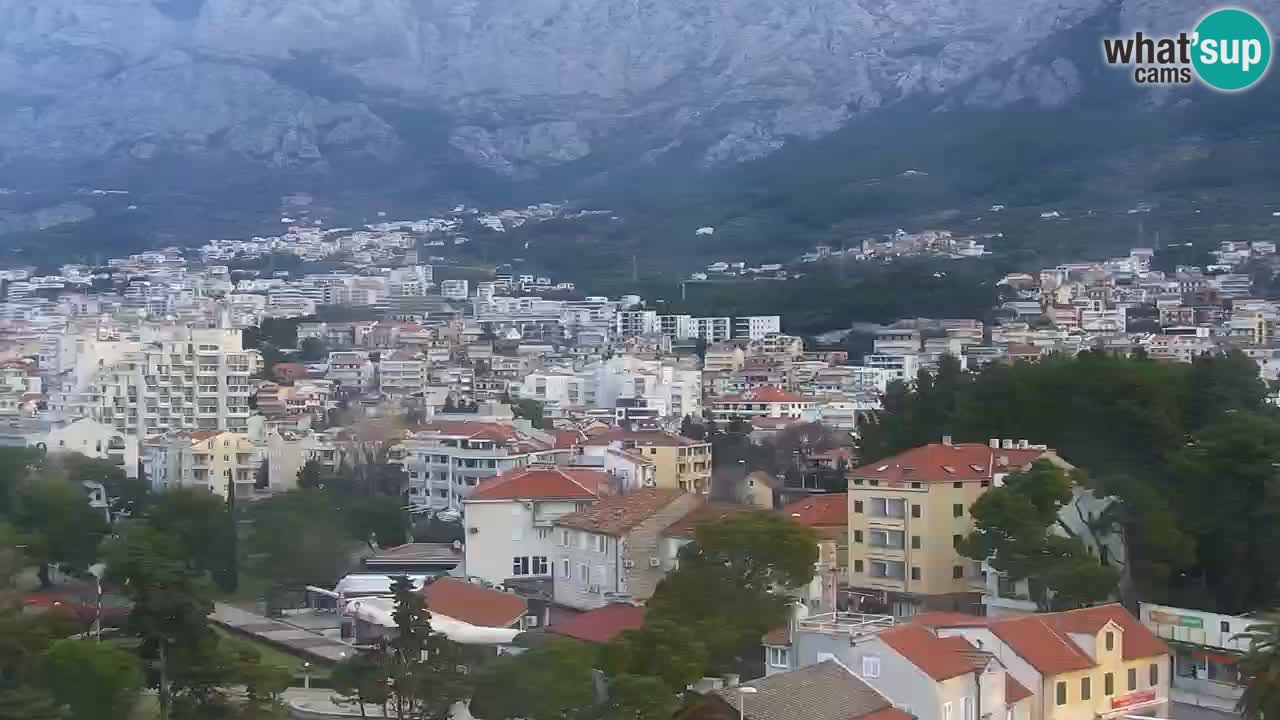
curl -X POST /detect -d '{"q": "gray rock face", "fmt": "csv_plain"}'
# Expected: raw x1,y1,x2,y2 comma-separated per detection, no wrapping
0,0,1243,179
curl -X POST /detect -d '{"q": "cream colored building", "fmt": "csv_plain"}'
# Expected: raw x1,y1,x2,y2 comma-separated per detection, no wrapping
143,430,266,499
581,430,712,494
847,439,1066,615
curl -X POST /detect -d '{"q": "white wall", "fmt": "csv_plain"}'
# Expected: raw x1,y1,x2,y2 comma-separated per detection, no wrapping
463,499,581,585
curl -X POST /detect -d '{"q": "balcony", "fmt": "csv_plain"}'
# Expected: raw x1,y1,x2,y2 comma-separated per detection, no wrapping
798,612,895,639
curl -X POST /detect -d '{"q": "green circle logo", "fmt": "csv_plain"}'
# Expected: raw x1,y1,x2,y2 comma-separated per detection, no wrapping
1192,8,1272,91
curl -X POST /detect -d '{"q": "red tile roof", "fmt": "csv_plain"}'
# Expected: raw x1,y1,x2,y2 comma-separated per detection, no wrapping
582,429,706,447
987,615,1096,674
547,604,645,644
783,494,847,528
1005,674,1034,703
662,502,760,539
468,466,607,501
862,708,914,720
879,625,986,681
554,430,584,450
420,577,527,628
850,442,1055,484
554,488,688,536
1052,603,1170,660
906,611,990,628
763,625,791,646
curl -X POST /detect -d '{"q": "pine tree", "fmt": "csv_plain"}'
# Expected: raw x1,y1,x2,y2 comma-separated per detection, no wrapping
385,576,472,720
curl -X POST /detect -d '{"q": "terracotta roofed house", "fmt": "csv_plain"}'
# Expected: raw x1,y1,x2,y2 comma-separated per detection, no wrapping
462,466,609,586
546,603,646,644
552,488,701,610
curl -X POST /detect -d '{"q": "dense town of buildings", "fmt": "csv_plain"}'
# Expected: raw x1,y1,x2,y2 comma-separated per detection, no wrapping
0,214,1266,720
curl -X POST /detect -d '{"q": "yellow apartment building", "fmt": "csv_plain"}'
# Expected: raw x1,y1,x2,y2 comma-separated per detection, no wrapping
847,438,1067,614
582,430,713,493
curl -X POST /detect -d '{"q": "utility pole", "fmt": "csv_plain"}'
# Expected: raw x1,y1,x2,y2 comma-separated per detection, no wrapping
224,469,239,593
158,641,170,720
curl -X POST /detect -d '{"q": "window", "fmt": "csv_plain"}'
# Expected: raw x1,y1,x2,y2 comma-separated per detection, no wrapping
1150,663,1159,686
953,481,963,489
593,534,607,553
578,564,589,583
512,556,530,576
854,560,864,573
536,527,552,540
853,478,864,485
1128,668,1137,691
953,503,964,517
1080,676,1091,701
911,567,921,580
1106,631,1115,651
1221,620,1231,633
861,655,881,678
911,482,922,489
963,696,974,720
560,559,570,578
981,481,991,488
768,647,790,668
1104,672,1114,696
911,504,921,518
854,500,864,513
953,565,964,579
854,530,864,543
1056,681,1067,706
532,556,549,575
953,534,963,548
911,535,921,549
943,702,953,720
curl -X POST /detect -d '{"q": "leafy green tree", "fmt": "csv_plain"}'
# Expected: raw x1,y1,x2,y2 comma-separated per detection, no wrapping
1239,613,1280,720
471,638,596,720
680,415,707,441
297,461,326,490
0,447,43,517
385,575,472,720
248,491,353,593
597,674,678,720
39,639,144,720
959,461,1119,610
347,496,409,548
332,653,391,720
14,473,108,588
146,489,236,591
299,337,330,363
645,512,816,672
1168,412,1280,613
0,686,64,720
511,399,546,429
601,619,708,691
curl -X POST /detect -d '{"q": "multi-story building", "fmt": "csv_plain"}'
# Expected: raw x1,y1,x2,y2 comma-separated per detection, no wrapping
692,317,733,343
1140,603,1250,706
581,430,712,494
733,315,783,341
440,279,470,300
552,489,702,610
391,421,564,511
510,356,702,418
767,605,1169,720
142,430,265,499
462,466,609,586
846,438,1066,615
707,387,818,423
378,352,428,398
49,327,258,435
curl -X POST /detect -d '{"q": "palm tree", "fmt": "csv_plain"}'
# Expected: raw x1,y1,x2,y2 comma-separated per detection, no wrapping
1237,612,1280,720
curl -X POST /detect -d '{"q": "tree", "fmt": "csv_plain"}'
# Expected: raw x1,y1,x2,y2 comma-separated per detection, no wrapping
959,461,1119,610
347,496,409,549
601,619,708,692
297,461,326,490
254,460,270,491
680,415,707,441
597,674,678,720
14,472,108,588
471,638,595,720
299,337,330,363
511,399,546,430
0,686,64,720
59,453,148,518
248,491,353,595
384,575,472,720
39,639,144,720
146,489,236,592
332,653,391,720
644,512,817,673
1238,613,1280,720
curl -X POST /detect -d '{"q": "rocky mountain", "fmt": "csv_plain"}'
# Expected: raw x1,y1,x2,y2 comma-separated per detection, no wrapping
0,0,1237,187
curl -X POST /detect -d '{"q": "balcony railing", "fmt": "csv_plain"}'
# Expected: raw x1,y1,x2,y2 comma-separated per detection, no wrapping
798,612,895,638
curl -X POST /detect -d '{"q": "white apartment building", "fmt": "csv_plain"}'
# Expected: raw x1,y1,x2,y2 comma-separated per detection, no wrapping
440,279,470,300
509,356,702,418
733,315,782,341
616,310,659,337
142,430,265,499
40,418,139,477
49,327,258,435
389,421,564,511
378,353,428,398
461,466,607,586
693,316,732,343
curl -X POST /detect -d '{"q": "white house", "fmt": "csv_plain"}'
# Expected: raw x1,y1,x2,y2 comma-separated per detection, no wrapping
462,466,609,586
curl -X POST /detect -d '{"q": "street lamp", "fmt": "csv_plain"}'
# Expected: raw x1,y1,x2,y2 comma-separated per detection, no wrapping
303,661,312,690
736,686,758,720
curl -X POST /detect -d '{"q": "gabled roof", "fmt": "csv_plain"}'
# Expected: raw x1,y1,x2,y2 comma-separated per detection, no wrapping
419,577,527,629
849,442,1056,484
467,467,607,501
879,624,986,681
1051,603,1170,660
783,494,847,528
554,489,687,536
715,386,809,404
1005,674,1034,703
546,604,645,644
986,615,1096,674
661,502,759,539
709,661,896,720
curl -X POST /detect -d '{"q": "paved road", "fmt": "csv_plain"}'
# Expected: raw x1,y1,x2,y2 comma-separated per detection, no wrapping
1171,702,1240,720
211,603,353,664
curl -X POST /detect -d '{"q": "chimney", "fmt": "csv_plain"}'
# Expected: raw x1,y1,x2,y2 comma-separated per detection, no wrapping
1018,439,1029,449
722,673,741,688
942,435,953,446
1002,439,1014,450
989,438,1000,449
